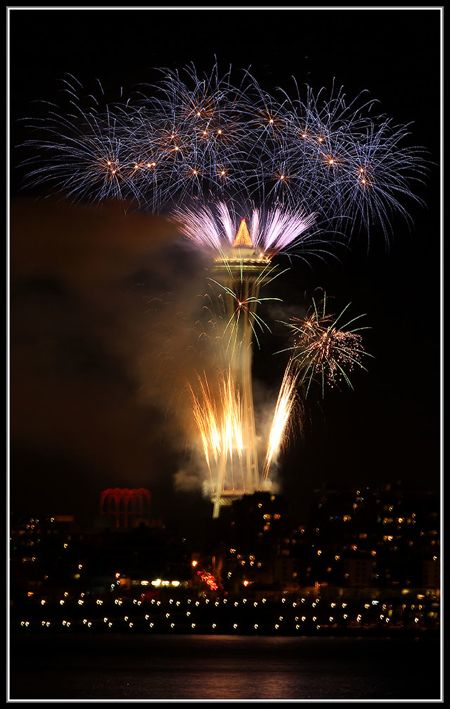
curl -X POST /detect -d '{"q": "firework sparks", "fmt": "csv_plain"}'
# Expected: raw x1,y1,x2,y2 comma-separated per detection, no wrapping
206,278,280,352
190,369,244,487
281,293,372,397
262,360,300,482
21,65,427,237
172,202,317,257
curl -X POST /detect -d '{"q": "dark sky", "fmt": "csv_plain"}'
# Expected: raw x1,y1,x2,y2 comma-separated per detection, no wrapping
9,8,441,527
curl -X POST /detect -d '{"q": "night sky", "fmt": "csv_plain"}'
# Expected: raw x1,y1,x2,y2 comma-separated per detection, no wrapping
9,8,441,527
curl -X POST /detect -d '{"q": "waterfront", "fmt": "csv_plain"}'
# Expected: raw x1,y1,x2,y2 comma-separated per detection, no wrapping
10,633,440,700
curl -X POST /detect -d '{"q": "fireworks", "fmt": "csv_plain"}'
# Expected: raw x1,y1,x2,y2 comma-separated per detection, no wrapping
190,370,247,517
207,279,278,352
21,65,426,237
281,293,372,397
191,360,302,506
20,64,423,516
172,202,317,257
263,360,301,483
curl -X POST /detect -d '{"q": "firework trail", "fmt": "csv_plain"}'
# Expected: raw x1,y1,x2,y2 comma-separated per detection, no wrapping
262,358,301,483
172,201,318,257
281,292,372,398
189,369,248,517
206,279,279,353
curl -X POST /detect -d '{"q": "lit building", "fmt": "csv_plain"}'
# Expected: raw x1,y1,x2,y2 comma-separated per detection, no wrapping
305,482,440,593
99,488,151,529
215,492,293,592
206,221,274,517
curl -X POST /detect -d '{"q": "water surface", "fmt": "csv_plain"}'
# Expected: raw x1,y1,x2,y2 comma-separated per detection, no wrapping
10,633,441,700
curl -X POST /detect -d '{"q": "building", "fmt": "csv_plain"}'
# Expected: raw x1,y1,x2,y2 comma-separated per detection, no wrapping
99,488,151,529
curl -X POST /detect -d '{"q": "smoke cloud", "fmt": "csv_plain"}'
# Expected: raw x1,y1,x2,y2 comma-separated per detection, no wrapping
10,198,301,521
10,198,216,516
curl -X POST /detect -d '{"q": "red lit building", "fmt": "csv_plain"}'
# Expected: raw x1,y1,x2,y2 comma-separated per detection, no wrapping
99,488,151,529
